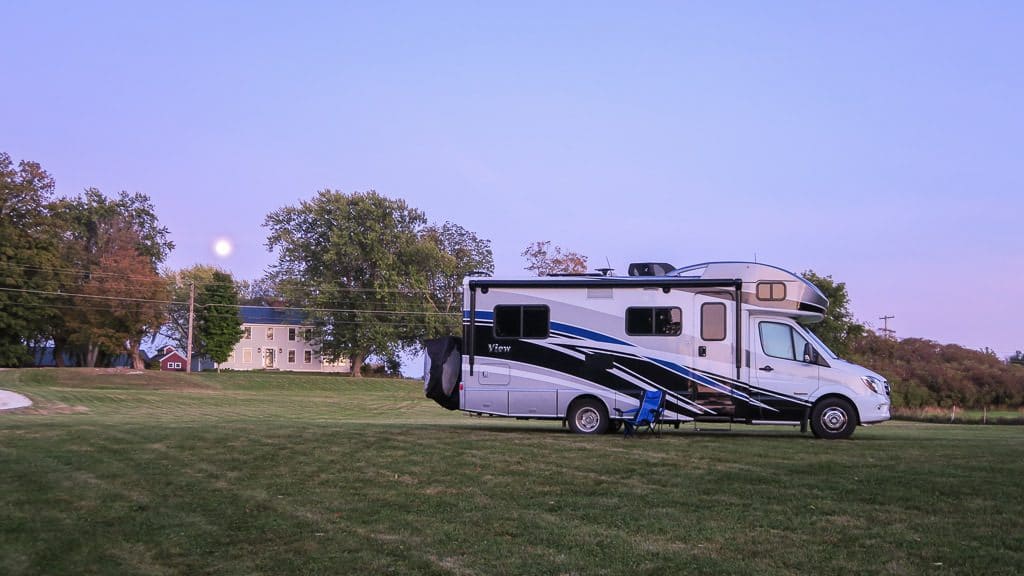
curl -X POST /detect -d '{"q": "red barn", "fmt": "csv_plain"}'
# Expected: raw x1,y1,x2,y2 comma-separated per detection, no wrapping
159,346,187,371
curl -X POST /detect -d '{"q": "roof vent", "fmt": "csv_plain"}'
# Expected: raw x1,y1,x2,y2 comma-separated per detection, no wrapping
627,262,675,277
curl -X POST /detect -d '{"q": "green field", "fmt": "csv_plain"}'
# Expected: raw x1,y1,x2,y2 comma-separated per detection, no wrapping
1,369,1022,575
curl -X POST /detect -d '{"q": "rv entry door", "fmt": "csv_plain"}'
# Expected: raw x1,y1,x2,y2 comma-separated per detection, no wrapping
691,291,737,415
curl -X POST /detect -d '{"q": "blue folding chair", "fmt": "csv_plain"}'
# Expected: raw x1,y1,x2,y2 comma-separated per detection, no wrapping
614,390,665,438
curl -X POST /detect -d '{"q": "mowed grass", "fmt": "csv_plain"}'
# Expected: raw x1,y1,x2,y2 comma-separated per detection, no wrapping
1,369,1022,575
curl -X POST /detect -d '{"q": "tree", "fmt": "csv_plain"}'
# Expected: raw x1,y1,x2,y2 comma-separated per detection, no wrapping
195,271,244,366
800,270,864,357
47,189,174,366
264,190,445,377
0,152,60,366
421,221,494,334
522,241,588,276
165,266,243,366
71,220,169,368
236,277,284,306
849,332,1024,409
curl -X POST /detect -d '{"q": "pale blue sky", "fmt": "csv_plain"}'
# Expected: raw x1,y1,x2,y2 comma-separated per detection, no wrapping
2,1,1022,356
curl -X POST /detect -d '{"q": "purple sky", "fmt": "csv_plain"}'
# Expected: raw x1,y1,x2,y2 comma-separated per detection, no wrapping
3,1,1021,357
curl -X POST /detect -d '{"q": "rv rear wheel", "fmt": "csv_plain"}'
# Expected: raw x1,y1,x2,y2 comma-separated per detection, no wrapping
810,397,857,440
567,398,609,435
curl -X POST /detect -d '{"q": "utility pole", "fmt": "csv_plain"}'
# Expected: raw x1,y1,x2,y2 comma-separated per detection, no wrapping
186,282,195,374
879,315,895,340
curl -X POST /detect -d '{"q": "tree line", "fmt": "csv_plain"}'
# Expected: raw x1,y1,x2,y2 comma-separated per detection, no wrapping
1,152,491,375
801,271,1024,409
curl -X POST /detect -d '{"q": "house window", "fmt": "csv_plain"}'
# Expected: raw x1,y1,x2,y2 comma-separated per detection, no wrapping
756,282,786,301
266,327,274,340
494,305,549,339
303,329,312,341
626,307,681,336
701,303,727,341
288,350,296,363
242,348,253,363
168,362,181,369
289,328,296,341
243,327,251,340
304,350,312,363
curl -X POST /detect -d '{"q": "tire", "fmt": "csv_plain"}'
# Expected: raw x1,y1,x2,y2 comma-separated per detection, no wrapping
567,398,609,435
810,397,857,440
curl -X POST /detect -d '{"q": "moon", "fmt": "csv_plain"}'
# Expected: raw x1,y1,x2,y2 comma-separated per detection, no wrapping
213,238,233,258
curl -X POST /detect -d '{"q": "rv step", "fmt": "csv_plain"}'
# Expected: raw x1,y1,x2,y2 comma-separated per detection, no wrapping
693,420,733,432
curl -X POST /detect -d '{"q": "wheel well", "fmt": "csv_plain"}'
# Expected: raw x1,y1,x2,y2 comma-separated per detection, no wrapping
566,394,607,417
813,394,861,426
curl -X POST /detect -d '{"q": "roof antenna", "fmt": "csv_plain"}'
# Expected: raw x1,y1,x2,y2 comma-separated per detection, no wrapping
596,256,614,277
754,252,758,263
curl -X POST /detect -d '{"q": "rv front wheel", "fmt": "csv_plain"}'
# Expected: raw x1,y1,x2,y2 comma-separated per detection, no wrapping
810,397,857,440
567,399,609,435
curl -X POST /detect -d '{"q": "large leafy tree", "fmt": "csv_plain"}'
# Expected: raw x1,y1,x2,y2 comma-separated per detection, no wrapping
264,190,447,377
800,270,864,357
522,241,588,276
0,152,60,366
48,189,174,366
421,221,494,334
72,221,168,368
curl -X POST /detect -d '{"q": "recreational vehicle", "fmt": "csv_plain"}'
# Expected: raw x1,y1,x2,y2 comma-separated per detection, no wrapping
424,262,891,439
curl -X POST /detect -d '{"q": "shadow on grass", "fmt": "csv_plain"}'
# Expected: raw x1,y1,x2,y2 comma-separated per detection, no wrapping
420,418,828,440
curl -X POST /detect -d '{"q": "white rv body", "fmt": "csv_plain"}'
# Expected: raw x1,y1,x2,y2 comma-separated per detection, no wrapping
426,262,890,439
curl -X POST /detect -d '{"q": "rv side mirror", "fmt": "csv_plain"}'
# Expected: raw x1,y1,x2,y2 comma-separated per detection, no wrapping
803,342,818,364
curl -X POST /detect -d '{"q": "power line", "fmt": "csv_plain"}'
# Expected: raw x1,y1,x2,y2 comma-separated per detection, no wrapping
0,287,462,316
2,262,453,294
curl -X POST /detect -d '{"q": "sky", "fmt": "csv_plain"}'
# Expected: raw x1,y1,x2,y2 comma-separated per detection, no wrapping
2,1,1022,358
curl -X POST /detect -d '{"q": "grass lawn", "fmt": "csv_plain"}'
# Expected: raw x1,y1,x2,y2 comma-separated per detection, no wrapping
1,368,1022,575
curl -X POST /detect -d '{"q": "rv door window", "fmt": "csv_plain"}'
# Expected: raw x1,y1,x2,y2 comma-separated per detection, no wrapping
494,305,550,339
701,302,727,341
626,307,682,336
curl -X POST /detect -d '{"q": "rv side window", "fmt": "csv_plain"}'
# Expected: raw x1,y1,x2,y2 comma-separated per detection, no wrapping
494,305,549,339
756,282,786,301
626,307,681,336
759,322,813,362
701,303,727,341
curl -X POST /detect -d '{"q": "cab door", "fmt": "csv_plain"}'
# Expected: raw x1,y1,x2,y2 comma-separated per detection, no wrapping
750,317,819,411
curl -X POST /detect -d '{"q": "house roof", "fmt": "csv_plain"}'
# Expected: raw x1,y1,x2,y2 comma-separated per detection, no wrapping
159,349,186,362
239,305,310,326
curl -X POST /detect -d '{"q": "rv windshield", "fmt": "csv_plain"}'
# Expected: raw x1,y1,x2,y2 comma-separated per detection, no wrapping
803,327,841,360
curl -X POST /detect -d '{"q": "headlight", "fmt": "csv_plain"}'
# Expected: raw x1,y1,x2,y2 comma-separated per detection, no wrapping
861,375,883,394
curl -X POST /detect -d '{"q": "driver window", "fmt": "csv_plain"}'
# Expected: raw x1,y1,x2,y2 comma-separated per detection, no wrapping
760,321,815,363
760,322,794,359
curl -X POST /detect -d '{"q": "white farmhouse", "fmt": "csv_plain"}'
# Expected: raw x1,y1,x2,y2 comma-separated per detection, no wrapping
219,306,350,373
